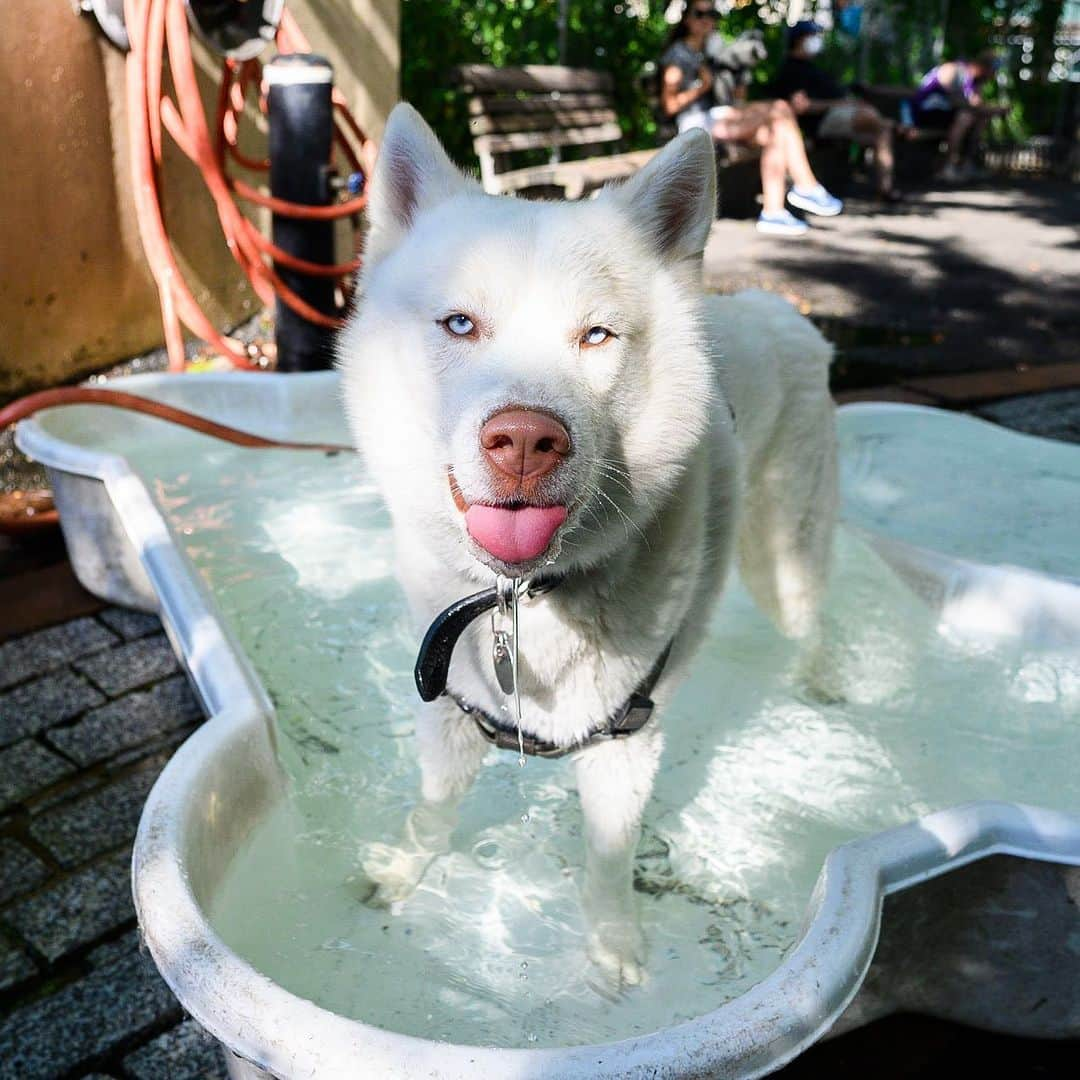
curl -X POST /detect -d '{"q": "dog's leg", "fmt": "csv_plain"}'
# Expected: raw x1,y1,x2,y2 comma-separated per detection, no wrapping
363,701,488,906
737,401,838,640
574,724,664,992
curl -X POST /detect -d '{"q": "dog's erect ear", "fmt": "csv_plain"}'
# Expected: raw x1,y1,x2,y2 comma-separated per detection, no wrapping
366,103,470,256
607,129,716,262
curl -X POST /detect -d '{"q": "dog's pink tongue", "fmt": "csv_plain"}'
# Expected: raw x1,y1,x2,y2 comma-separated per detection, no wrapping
465,504,568,564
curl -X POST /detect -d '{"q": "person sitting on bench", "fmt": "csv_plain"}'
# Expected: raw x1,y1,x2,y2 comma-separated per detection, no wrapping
911,51,1006,182
772,20,902,203
659,2,843,238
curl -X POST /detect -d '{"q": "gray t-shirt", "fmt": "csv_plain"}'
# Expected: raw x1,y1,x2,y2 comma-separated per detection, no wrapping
661,40,709,125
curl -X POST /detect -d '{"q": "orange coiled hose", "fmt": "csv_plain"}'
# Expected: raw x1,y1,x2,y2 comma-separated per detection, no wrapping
123,0,376,372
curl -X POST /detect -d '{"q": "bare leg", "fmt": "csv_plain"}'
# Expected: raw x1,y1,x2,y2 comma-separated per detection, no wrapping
769,99,818,190
714,101,817,214
756,127,788,214
853,106,895,194
575,725,664,992
947,108,975,165
968,111,990,164
363,701,489,905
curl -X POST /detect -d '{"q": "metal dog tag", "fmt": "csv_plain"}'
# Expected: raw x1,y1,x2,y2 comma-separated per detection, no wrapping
492,629,516,696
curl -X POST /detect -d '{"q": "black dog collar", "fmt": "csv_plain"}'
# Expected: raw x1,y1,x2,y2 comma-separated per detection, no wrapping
414,583,671,758
450,641,672,759
413,577,559,702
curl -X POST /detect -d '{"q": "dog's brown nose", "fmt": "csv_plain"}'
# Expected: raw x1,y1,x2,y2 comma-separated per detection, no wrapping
480,409,570,481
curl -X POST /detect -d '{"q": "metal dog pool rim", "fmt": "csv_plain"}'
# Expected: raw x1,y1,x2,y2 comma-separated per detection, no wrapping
15,371,1080,1079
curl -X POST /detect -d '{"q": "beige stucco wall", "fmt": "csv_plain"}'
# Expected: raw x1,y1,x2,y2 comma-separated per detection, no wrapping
0,0,398,399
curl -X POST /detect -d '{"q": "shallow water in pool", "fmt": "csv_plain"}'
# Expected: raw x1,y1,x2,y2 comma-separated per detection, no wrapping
838,408,1080,578
133,417,1080,1050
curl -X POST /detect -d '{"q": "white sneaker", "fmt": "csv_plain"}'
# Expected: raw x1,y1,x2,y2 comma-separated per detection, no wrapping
786,184,844,217
756,210,809,237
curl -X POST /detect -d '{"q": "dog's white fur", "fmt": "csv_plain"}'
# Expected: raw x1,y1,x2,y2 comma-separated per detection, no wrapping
337,104,837,989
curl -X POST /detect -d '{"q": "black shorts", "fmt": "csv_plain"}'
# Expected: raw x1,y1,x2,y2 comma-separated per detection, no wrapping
912,106,955,130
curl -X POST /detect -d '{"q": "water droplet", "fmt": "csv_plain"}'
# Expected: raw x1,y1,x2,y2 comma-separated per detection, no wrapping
520,812,530,824
520,960,528,970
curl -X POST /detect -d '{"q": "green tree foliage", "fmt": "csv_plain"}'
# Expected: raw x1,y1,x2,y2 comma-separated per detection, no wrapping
400,0,671,166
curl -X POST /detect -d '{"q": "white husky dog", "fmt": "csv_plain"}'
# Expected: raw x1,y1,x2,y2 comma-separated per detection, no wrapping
338,104,837,990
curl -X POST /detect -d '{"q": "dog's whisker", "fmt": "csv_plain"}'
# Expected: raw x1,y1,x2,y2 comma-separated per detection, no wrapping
596,458,634,483
595,487,650,548
577,477,644,548
596,457,633,482
594,477,636,507
595,468,635,501
596,461,634,489
581,503,604,534
576,487,609,539
580,482,623,529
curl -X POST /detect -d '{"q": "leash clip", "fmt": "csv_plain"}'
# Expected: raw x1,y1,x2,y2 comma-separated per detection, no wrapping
414,574,557,703
491,576,518,696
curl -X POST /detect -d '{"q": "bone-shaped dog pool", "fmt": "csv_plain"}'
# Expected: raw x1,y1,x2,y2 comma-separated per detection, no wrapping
16,372,1080,1078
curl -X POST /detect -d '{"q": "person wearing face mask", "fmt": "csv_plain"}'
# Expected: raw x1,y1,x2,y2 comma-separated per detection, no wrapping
660,3,843,238
772,20,902,202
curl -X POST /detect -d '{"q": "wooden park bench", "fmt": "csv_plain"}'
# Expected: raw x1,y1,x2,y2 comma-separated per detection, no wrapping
454,63,841,219
454,64,658,199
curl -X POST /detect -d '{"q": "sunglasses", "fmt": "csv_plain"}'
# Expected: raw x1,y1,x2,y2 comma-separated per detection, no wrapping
691,8,717,17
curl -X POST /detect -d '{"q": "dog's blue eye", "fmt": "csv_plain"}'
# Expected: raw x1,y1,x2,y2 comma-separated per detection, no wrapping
582,326,612,346
445,314,475,337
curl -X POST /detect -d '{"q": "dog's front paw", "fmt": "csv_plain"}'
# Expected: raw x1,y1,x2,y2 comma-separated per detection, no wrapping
586,924,647,997
359,842,432,907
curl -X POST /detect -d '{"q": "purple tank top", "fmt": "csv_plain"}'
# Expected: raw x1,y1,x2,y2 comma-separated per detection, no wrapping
913,63,976,110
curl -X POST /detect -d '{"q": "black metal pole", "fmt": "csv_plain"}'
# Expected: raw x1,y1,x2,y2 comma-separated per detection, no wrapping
265,53,337,372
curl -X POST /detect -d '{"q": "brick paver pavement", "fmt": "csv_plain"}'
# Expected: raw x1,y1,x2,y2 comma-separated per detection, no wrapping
0,607,224,1080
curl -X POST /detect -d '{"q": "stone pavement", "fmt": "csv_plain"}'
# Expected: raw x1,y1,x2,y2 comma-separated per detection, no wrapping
704,177,1080,388
0,601,226,1079
0,175,1077,1078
